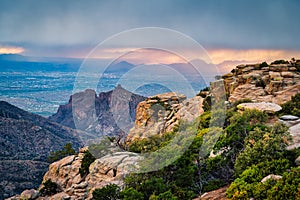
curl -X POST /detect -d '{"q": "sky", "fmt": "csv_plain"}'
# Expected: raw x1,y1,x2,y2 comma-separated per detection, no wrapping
0,0,300,65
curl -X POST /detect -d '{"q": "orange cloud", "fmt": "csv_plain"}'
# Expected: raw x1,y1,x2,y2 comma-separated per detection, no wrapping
207,49,300,64
0,46,25,54
85,47,300,68
89,48,187,64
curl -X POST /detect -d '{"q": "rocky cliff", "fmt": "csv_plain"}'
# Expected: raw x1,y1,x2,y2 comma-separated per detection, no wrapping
49,85,146,141
125,92,204,144
0,101,83,199
222,59,300,104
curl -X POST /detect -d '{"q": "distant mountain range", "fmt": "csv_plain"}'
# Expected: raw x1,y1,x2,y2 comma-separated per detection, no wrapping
0,54,82,72
0,53,236,76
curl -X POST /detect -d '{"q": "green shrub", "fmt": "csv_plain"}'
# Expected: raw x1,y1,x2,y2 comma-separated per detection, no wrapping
149,190,178,200
266,167,300,200
279,93,300,116
79,150,96,177
255,79,266,88
39,179,59,196
198,111,211,129
259,61,268,68
47,143,76,163
234,123,288,175
271,60,289,64
203,95,212,111
92,184,120,200
203,179,224,192
120,188,144,200
228,166,300,200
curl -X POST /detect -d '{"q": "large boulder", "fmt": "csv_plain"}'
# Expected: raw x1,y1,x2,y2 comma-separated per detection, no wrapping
237,102,282,114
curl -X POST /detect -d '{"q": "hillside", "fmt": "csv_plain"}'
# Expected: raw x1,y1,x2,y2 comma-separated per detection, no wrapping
0,101,83,199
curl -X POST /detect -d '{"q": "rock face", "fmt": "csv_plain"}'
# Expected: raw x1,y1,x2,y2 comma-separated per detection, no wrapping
222,61,300,104
125,92,204,143
0,101,83,199
49,85,146,141
30,149,140,200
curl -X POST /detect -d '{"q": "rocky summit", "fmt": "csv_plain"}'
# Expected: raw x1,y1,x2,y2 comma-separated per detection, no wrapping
222,60,300,104
49,85,146,142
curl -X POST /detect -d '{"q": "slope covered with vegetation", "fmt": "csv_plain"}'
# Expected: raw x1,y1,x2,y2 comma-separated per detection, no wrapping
92,94,300,200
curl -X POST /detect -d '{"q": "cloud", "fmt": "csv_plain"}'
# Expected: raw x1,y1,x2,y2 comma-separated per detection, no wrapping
88,48,187,64
208,49,300,64
0,45,25,54
0,0,299,54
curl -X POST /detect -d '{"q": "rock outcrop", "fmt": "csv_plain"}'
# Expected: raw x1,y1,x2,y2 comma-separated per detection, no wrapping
0,101,83,199
49,85,146,141
125,92,204,143
8,148,140,200
222,60,300,104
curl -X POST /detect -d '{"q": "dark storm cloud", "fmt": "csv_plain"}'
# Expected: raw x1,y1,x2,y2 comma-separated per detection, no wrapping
0,0,299,54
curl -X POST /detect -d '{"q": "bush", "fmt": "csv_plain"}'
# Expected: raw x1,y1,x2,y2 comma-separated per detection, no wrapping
279,93,300,116
149,190,178,200
47,143,76,163
259,61,268,68
255,79,266,88
203,95,212,111
92,184,120,200
39,179,59,196
227,166,300,200
120,188,144,200
234,123,288,175
266,167,300,200
271,60,289,65
202,179,224,192
79,150,96,177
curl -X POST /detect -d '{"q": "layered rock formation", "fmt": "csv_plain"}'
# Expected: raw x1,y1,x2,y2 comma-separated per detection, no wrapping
0,101,83,199
49,85,146,142
125,92,204,143
8,148,140,200
222,60,300,104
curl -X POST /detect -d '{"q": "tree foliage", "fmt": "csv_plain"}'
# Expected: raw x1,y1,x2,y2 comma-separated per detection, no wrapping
39,179,59,196
92,184,120,200
79,150,96,177
279,93,300,116
47,143,76,163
